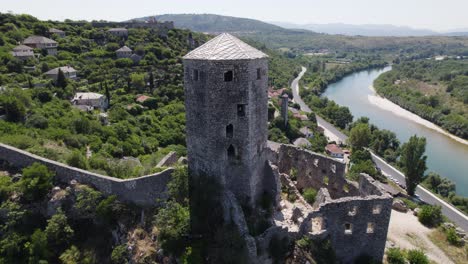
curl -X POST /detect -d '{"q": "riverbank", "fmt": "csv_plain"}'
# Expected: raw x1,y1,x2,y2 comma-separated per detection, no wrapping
368,85,468,146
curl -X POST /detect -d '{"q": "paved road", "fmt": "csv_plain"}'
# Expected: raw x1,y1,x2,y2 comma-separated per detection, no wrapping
291,67,468,231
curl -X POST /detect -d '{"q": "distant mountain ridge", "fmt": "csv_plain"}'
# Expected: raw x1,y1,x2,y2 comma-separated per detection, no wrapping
133,14,289,34
271,22,468,37
270,22,439,36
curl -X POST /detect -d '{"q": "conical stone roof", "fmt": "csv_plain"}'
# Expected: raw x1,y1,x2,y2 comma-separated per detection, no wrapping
183,33,268,60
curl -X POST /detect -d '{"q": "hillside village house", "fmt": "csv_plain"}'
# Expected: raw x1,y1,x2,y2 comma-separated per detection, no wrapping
49,28,65,38
116,46,132,58
23,36,58,55
11,45,35,60
45,66,77,81
107,28,128,37
72,92,108,110
325,143,344,159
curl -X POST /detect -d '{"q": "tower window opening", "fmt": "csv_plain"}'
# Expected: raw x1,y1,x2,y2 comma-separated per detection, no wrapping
224,70,233,82
226,124,233,138
257,68,262,80
237,104,246,117
344,223,353,235
227,145,236,160
192,69,199,81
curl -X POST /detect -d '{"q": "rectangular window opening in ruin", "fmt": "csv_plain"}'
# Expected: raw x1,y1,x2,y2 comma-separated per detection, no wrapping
348,206,357,216
192,69,199,81
344,223,352,235
237,104,246,117
256,68,261,80
311,217,324,233
224,70,233,82
367,222,375,233
372,205,382,214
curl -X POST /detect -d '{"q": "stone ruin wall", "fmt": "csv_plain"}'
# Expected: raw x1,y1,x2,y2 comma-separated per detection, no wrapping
268,143,393,263
302,175,393,263
0,143,172,207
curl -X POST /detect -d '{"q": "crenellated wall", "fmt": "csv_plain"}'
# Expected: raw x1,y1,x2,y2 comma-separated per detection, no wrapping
0,143,172,207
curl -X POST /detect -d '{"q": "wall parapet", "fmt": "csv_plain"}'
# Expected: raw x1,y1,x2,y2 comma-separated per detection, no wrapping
0,143,172,207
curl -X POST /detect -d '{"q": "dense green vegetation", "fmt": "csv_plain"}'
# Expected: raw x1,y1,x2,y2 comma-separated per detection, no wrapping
297,54,386,129
0,13,298,179
374,59,468,139
0,160,193,263
422,172,468,214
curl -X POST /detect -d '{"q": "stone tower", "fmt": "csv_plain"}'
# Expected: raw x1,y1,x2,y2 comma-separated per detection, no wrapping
183,33,269,207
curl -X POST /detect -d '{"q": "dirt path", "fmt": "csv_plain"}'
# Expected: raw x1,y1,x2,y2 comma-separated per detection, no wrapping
387,210,453,264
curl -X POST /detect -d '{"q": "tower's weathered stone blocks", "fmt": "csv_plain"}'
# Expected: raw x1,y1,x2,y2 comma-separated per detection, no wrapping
183,33,269,207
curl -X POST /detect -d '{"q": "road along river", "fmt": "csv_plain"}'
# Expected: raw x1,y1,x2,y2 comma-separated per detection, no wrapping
322,67,468,197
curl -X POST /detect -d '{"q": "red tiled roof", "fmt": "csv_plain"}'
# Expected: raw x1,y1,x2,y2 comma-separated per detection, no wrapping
136,95,150,103
325,144,344,154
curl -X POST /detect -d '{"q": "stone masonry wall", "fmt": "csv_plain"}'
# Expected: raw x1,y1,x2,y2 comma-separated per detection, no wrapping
0,143,172,207
275,144,358,198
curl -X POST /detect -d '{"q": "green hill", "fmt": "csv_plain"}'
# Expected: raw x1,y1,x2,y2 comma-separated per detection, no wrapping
140,13,289,33
136,14,468,56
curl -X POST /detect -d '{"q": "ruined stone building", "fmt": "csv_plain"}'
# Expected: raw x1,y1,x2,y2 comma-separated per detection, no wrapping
183,33,392,264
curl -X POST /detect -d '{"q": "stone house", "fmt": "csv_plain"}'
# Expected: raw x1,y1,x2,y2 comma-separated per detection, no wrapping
49,28,65,38
23,36,58,55
107,28,128,37
11,45,35,60
116,46,132,58
325,143,344,159
72,92,108,110
45,66,77,81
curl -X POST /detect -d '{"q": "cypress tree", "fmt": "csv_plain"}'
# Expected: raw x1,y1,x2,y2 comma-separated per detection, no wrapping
56,68,67,89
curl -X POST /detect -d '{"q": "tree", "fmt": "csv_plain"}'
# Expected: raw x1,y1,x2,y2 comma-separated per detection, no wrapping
4,96,26,122
18,163,54,201
167,166,188,205
59,245,81,264
348,123,371,150
45,209,74,249
26,229,49,264
154,201,189,255
149,70,155,92
56,68,67,89
400,135,427,196
104,81,111,107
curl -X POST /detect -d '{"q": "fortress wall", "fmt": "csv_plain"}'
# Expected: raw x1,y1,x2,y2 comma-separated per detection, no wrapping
0,143,172,207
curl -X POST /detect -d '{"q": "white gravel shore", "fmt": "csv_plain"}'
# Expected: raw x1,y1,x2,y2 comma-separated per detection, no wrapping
368,86,468,146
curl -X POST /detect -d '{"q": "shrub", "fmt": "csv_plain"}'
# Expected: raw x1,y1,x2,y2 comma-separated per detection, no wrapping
446,227,462,246
26,113,49,129
18,163,54,201
303,188,317,204
111,244,128,264
418,205,442,227
406,249,429,264
66,151,89,170
0,134,36,150
386,247,405,264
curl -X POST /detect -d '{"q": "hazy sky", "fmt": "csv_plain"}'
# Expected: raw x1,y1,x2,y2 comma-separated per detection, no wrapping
2,0,467,31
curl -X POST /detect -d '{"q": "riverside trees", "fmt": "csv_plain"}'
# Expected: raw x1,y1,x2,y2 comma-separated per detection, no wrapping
400,135,427,196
